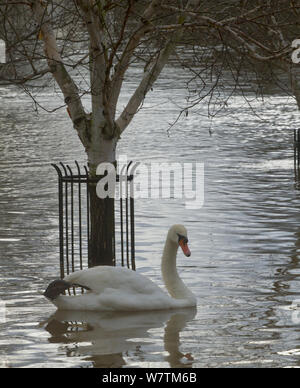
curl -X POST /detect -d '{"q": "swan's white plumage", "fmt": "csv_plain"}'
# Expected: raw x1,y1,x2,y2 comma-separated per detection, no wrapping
52,266,195,311
46,225,197,312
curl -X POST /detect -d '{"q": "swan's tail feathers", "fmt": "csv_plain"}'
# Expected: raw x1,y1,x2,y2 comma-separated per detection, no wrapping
43,280,91,300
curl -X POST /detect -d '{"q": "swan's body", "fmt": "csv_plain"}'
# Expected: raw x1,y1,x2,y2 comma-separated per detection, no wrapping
44,225,197,312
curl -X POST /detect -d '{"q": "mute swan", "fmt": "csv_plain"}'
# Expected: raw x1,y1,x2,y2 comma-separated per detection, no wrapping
43,225,197,311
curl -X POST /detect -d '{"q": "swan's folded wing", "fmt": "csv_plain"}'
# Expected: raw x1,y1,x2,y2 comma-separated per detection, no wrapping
63,266,166,297
64,266,124,294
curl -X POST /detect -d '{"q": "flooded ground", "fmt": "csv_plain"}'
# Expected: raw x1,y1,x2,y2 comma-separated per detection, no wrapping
1,67,300,368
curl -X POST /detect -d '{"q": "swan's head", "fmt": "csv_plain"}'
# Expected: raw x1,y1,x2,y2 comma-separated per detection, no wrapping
168,224,191,257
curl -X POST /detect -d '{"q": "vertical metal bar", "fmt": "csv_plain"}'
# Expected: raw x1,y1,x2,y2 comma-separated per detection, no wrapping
60,163,70,276
124,162,133,269
84,166,90,267
51,164,65,279
296,130,298,170
76,162,84,294
296,129,298,169
75,161,83,271
125,164,131,269
67,166,75,274
120,196,124,267
119,165,126,267
295,129,298,175
112,196,116,267
295,129,296,170
298,129,300,168
60,163,71,295
67,166,77,295
129,162,138,271
130,185,136,271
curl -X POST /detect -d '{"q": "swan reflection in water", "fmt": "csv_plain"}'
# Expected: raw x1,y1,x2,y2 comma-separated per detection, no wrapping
43,307,197,368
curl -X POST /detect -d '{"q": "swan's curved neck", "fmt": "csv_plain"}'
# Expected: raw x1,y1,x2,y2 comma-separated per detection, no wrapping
161,238,194,301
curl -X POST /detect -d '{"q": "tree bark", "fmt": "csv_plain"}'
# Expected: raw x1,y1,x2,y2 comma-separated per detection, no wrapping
88,184,115,267
87,136,117,267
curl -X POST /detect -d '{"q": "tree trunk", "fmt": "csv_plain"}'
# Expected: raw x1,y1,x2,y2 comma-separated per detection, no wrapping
88,185,115,267
87,137,117,267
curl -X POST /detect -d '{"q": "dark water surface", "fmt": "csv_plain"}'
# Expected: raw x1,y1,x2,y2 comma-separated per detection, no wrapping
1,68,300,368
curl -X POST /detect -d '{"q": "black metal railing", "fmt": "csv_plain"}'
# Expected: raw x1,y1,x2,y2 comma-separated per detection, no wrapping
52,161,136,280
294,129,300,186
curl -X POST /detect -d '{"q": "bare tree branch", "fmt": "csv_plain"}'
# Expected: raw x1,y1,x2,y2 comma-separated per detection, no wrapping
31,0,90,149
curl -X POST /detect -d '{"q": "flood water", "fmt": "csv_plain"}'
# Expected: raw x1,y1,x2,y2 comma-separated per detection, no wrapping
1,66,300,368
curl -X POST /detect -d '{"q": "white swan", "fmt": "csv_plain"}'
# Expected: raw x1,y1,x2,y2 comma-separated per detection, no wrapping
43,225,197,311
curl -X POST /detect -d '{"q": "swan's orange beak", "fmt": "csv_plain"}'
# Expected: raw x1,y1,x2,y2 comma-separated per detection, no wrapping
179,240,191,257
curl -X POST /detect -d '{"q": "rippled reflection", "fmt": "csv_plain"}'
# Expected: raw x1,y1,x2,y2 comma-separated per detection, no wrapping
42,308,197,368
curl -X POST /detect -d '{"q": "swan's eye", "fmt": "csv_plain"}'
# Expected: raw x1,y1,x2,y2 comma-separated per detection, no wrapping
177,234,188,244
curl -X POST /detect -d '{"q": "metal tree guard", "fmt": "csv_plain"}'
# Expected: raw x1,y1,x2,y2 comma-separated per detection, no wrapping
52,161,136,280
